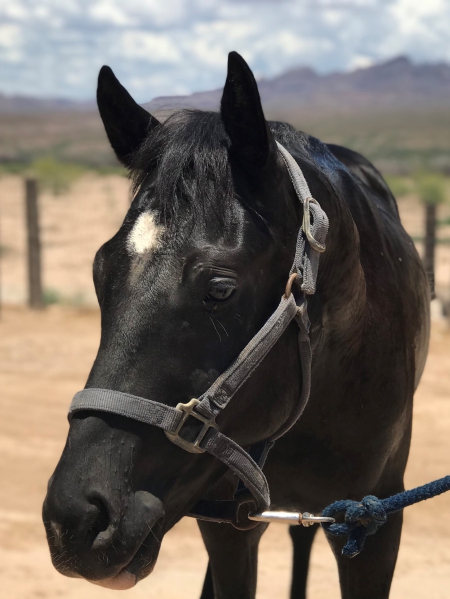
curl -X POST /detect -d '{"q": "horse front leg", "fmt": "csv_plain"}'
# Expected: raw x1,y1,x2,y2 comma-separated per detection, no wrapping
198,520,268,599
200,563,214,599
289,524,318,599
326,510,403,599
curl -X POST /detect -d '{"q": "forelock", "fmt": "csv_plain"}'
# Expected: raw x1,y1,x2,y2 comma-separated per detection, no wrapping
130,110,234,227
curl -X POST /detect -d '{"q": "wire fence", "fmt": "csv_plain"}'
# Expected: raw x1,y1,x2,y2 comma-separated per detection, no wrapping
0,173,449,316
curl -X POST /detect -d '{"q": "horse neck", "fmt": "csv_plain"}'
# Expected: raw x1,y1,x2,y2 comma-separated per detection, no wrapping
312,188,366,352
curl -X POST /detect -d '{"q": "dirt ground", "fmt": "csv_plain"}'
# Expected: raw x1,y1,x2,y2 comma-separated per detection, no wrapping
1,175,450,598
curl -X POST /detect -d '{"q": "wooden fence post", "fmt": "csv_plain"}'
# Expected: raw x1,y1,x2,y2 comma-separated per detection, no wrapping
423,203,437,298
25,178,44,309
0,201,2,318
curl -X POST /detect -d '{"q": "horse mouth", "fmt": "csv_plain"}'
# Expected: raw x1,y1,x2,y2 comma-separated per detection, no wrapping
93,568,137,590
88,521,163,588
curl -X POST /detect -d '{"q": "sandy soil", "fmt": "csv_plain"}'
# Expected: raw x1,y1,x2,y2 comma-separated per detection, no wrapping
0,307,450,599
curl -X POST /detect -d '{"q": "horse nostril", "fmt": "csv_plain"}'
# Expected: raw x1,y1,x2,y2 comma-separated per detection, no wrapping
49,520,64,549
91,498,110,533
88,497,114,550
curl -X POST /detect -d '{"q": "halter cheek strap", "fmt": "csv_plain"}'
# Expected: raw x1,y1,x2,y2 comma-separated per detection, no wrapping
68,142,329,525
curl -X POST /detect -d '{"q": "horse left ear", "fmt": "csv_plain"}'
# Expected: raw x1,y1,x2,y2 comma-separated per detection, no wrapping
97,66,160,167
221,52,276,171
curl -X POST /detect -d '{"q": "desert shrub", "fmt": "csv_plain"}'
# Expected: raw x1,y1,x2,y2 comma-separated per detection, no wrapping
415,172,447,205
30,156,85,196
43,288,62,305
385,176,412,197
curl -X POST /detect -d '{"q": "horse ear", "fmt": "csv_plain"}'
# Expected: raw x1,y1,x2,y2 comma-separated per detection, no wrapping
97,66,160,167
221,52,275,170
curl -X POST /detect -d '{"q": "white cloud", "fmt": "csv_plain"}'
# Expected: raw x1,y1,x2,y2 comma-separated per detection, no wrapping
0,23,22,46
89,3,134,26
120,31,181,62
0,0,449,100
347,55,375,71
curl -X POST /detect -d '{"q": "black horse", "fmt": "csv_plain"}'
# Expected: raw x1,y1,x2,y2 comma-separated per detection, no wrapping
43,52,430,598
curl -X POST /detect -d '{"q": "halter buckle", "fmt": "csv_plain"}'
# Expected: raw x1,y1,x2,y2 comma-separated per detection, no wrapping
165,398,218,454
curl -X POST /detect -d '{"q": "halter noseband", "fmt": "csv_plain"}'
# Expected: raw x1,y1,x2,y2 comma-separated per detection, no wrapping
68,142,329,527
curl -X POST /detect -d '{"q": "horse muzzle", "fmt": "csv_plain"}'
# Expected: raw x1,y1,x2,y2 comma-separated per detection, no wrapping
43,486,165,585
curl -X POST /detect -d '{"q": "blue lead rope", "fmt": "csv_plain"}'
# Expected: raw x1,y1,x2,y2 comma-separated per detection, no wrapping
320,475,450,557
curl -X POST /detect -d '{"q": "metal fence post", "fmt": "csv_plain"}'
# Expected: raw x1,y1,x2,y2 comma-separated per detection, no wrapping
25,178,44,309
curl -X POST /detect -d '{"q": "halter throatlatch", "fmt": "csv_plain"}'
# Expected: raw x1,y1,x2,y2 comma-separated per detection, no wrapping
68,142,329,526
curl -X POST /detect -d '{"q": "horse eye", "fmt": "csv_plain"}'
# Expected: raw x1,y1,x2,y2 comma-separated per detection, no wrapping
206,279,236,302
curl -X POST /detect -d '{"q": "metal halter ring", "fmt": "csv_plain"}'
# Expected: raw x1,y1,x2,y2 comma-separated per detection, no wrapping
303,197,326,253
248,510,335,526
284,273,298,299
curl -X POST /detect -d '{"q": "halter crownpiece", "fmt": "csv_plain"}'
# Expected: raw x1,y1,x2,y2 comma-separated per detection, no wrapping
68,143,329,526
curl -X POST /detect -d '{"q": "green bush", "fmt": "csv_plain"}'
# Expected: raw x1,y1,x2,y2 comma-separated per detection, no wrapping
43,288,62,305
30,157,85,196
385,176,412,198
414,172,447,205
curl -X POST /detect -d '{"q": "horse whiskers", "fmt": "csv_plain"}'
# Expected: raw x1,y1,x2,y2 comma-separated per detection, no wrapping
146,522,162,546
149,530,162,546
212,315,229,337
52,551,68,566
209,316,222,342
141,558,153,572
57,555,75,570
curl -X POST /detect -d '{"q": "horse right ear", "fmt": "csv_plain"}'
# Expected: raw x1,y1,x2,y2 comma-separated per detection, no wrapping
97,66,160,167
221,52,276,172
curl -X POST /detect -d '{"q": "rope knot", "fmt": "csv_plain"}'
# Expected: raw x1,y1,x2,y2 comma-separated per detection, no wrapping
346,495,387,534
321,495,387,558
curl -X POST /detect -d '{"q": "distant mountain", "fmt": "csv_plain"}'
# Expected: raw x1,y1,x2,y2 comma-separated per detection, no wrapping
1,56,449,116
0,93,95,114
1,56,450,174
144,57,450,113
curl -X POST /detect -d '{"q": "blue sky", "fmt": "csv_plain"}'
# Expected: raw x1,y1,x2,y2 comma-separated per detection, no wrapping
0,0,449,102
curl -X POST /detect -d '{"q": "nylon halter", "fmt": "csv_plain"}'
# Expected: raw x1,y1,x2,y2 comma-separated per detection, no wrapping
68,142,329,526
